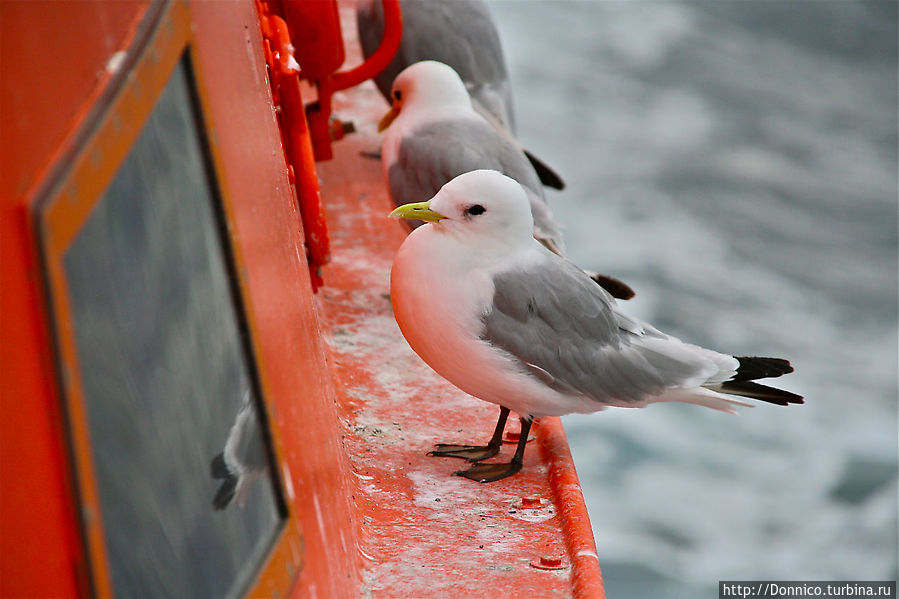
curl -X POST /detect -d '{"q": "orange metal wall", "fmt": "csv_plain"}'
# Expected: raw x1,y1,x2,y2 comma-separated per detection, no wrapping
1,1,151,203
0,205,87,597
1,3,152,596
1,1,360,596
187,2,361,595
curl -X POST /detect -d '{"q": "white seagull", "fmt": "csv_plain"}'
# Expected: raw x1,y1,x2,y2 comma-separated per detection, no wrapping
380,60,634,300
389,170,803,483
211,394,269,509
357,0,564,188
379,61,562,245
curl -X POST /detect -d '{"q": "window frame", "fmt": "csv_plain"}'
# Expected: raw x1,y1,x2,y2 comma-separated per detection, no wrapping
35,1,304,597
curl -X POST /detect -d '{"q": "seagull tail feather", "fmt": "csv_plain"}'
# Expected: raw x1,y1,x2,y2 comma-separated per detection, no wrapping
712,356,804,406
656,387,753,414
716,380,805,406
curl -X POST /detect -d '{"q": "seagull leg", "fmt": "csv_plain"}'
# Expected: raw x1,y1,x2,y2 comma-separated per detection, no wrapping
456,416,533,483
429,406,509,462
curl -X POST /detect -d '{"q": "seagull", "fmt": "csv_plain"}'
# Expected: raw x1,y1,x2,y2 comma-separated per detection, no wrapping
358,0,565,189
380,60,634,300
211,394,269,510
389,170,804,483
379,61,561,245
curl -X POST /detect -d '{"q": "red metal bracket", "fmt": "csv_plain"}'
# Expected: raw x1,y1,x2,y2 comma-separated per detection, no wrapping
254,0,401,289
257,2,329,290
283,0,402,161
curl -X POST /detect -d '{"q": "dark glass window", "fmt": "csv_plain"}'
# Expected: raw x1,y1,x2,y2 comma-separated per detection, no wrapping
63,57,282,599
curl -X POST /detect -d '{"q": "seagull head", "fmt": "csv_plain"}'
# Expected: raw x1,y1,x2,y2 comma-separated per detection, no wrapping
378,60,473,132
390,170,535,247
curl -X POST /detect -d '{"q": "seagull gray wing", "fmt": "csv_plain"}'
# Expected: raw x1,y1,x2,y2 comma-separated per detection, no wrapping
481,254,713,404
359,0,567,189
389,119,563,246
357,0,515,131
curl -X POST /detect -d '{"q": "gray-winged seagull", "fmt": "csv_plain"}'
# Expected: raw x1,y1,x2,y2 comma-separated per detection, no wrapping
357,0,564,189
389,170,803,482
380,60,634,300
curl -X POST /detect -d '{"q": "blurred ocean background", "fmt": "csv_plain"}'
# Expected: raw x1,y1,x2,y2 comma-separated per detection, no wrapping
486,1,898,596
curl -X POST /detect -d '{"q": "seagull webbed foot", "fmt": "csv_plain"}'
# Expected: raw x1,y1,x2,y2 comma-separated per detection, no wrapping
455,459,523,483
428,407,510,462
453,414,533,483
429,443,500,462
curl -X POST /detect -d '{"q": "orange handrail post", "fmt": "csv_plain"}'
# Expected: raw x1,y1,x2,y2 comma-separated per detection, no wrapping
257,3,330,289
255,0,401,289
282,0,402,161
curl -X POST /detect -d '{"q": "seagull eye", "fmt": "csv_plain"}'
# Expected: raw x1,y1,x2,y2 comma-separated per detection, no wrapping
393,89,402,101
465,204,486,216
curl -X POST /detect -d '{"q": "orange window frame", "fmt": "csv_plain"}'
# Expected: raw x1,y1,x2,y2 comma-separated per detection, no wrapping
35,1,303,596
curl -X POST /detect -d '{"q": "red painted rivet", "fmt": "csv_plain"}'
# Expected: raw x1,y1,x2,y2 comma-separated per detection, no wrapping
540,556,563,567
530,554,566,570
503,431,535,444
520,496,541,508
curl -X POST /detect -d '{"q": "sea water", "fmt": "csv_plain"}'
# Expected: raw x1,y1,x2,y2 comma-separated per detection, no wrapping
487,1,898,596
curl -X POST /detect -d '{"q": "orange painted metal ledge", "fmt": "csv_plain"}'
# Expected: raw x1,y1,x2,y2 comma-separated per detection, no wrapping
312,13,605,593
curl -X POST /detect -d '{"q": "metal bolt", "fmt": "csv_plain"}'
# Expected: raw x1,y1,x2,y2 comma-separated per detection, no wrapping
503,431,534,444
520,495,542,508
530,554,566,570
540,556,562,567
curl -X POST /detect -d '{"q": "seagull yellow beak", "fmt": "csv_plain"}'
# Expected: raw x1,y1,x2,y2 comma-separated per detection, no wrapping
389,201,446,222
378,106,400,132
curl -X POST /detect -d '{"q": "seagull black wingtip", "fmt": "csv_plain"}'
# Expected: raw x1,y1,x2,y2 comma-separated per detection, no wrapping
721,357,803,405
719,380,805,406
523,149,566,190
733,356,795,382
